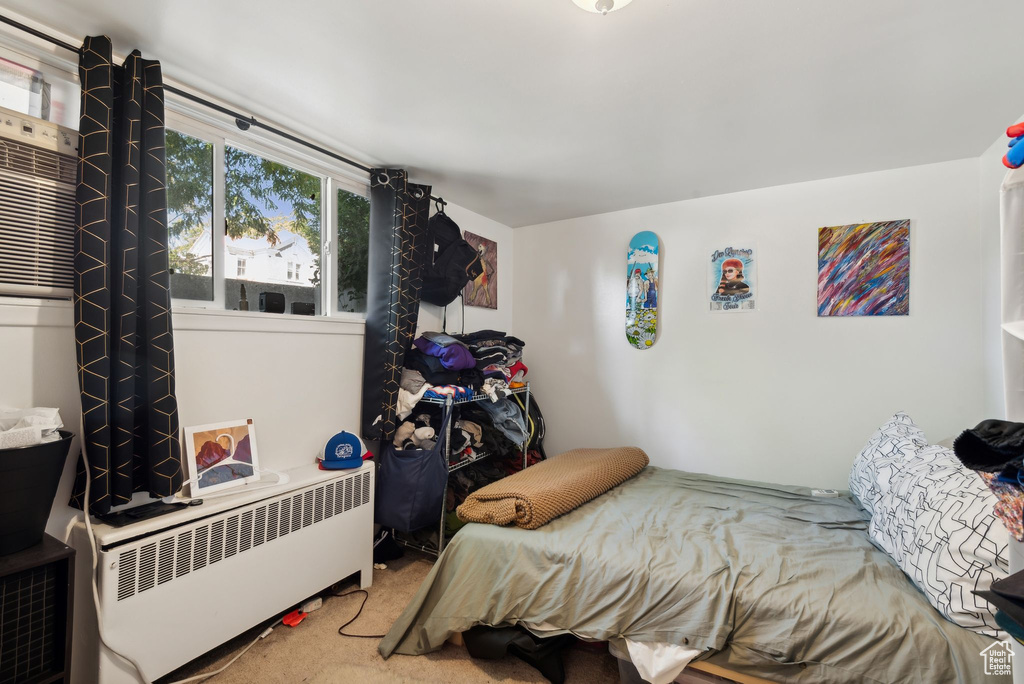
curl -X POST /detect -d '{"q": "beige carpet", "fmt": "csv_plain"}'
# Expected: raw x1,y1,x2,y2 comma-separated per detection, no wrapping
158,553,621,683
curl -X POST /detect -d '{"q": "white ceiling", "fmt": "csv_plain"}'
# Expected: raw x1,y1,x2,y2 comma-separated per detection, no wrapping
3,0,1023,227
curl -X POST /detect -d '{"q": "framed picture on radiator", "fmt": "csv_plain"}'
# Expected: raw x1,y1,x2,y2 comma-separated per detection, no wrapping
183,418,261,496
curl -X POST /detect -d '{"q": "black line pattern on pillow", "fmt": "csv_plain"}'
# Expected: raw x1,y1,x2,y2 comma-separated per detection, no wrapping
849,412,926,516
867,442,1008,637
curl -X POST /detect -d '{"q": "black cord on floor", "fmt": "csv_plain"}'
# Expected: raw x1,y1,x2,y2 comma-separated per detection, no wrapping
333,589,387,639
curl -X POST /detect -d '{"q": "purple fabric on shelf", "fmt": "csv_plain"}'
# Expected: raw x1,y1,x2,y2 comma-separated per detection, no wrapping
414,337,477,371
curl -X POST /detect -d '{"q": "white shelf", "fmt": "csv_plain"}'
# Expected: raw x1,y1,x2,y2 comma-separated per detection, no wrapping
1002,321,1024,341
419,385,530,406
449,449,493,472
87,461,374,548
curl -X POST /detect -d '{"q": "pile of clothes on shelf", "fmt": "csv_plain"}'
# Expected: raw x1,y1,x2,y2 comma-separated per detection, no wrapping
394,329,530,451
390,329,540,540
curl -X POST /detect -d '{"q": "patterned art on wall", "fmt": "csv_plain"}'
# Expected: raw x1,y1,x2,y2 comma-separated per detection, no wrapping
463,231,497,309
817,219,910,317
709,245,756,313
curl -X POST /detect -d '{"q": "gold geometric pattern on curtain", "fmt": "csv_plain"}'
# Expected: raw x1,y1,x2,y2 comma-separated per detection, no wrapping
70,35,182,513
361,169,431,441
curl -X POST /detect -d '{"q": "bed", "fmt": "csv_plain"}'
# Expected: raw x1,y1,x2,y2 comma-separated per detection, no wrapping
379,467,1008,684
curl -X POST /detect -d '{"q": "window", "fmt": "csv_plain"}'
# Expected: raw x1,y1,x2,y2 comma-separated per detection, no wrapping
0,48,79,127
167,130,214,301
164,109,370,317
337,188,370,313
224,144,321,313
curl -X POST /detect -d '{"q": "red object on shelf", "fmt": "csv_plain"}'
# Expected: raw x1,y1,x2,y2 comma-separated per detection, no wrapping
282,609,307,627
1008,122,1024,139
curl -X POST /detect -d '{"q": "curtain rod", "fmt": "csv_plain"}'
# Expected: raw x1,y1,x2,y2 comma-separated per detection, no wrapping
0,13,448,207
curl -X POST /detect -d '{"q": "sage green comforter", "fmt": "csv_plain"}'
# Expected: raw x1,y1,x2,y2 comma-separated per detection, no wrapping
379,467,1007,683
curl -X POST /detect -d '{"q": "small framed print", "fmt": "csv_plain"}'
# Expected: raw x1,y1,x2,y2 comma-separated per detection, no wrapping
183,418,260,496
709,245,757,313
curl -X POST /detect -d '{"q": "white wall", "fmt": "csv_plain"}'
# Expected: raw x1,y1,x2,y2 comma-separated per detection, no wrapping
514,158,987,489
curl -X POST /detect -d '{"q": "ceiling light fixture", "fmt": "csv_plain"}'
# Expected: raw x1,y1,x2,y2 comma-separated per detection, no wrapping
572,0,633,15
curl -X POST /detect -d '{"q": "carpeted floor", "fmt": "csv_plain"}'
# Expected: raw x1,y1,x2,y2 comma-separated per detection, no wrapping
157,552,621,683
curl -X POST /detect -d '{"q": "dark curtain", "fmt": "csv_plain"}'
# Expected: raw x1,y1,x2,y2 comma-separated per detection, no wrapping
70,36,182,513
361,169,432,441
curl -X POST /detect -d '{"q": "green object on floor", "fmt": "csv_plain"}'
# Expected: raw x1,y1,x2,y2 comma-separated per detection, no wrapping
445,511,466,537
996,610,1024,645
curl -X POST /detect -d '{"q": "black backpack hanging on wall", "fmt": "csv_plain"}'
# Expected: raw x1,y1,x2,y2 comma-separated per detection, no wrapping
420,210,483,307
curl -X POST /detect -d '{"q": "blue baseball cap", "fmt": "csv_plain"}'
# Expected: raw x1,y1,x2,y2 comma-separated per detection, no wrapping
320,431,365,469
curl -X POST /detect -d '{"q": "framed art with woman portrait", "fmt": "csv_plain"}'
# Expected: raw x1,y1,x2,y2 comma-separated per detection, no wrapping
709,245,757,313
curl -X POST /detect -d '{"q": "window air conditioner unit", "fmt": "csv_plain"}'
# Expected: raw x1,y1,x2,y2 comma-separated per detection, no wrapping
0,105,78,298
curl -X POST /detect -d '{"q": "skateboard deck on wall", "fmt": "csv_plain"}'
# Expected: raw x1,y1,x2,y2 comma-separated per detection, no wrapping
626,231,659,349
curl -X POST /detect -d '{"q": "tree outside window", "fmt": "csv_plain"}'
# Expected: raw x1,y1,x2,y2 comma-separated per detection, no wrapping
166,128,369,314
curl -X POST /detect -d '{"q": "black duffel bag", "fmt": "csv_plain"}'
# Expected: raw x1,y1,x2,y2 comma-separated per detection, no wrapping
420,212,483,307
375,409,451,532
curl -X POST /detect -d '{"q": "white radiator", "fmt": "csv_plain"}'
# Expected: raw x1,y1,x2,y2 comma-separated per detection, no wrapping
88,464,374,683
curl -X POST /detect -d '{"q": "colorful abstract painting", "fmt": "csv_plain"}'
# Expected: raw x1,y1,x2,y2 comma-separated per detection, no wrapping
463,231,497,309
817,220,910,317
709,245,756,313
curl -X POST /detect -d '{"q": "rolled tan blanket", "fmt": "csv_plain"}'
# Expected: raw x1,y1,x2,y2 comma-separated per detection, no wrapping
456,446,649,529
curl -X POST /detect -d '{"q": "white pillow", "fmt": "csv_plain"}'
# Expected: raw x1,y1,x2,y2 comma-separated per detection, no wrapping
855,417,1009,637
848,412,926,516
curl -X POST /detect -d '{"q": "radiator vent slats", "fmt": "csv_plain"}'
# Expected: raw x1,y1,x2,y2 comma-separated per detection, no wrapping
279,498,291,538
240,510,254,553
157,537,175,585
291,494,303,533
117,550,137,601
114,471,369,601
194,527,209,571
267,501,279,543
210,520,224,564
253,506,266,547
137,543,157,593
224,516,239,558
176,531,192,578
314,487,325,524
324,483,335,519
303,491,314,528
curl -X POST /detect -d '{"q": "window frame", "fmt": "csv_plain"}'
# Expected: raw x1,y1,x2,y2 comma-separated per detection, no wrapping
0,42,80,128
164,117,221,308
0,27,371,326
164,105,370,320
